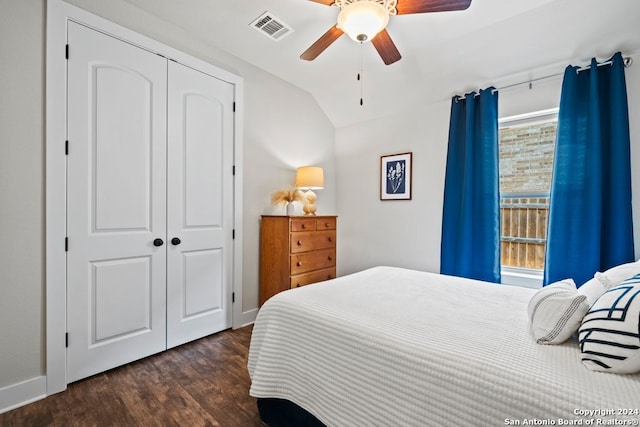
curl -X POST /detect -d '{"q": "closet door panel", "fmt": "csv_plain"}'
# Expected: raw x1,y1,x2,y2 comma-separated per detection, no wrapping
166,61,234,348
92,257,152,341
182,249,223,316
66,22,168,383
183,94,223,228
93,66,153,231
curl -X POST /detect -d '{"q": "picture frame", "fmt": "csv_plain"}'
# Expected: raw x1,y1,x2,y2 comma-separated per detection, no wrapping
380,152,412,201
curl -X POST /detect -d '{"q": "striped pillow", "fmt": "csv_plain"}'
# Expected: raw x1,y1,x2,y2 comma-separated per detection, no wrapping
528,279,590,344
578,274,640,374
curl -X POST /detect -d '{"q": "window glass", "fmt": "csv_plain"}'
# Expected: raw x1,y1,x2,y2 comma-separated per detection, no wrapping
499,110,557,271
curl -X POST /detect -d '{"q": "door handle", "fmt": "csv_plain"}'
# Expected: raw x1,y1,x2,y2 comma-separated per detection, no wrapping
171,237,181,246
153,238,164,247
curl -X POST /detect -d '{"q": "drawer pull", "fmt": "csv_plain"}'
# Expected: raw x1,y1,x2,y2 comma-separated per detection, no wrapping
327,237,332,242
297,261,302,267
297,240,302,246
325,222,330,227
327,275,332,279
301,224,306,229
328,256,333,261
296,284,301,287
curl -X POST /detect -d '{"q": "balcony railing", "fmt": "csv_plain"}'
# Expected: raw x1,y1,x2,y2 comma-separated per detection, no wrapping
500,193,549,270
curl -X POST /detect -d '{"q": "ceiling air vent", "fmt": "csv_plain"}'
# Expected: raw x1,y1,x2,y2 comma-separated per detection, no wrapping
249,12,293,41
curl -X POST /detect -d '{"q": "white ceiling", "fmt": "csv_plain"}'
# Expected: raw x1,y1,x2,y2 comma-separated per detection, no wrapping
121,0,640,128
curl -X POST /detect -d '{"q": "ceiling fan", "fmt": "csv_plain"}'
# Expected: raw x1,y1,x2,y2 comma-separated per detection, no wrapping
301,0,472,65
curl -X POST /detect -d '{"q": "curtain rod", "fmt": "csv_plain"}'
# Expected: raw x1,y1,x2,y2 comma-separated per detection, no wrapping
455,55,633,100
497,56,633,93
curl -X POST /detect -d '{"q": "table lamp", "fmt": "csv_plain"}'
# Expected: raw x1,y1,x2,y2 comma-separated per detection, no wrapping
295,166,324,215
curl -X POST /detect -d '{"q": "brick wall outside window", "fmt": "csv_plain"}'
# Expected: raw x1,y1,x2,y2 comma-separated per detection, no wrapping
499,120,557,270
499,121,556,194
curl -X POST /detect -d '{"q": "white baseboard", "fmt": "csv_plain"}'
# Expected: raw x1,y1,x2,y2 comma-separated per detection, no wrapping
235,308,258,329
0,376,47,414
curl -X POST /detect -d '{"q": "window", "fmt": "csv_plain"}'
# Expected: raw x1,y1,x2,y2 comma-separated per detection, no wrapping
499,109,557,278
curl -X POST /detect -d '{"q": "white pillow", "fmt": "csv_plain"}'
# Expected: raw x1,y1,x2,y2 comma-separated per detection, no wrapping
528,279,590,345
578,274,640,374
596,259,640,288
577,276,609,307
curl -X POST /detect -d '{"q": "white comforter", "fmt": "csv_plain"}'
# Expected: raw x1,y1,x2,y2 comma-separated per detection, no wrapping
248,266,640,426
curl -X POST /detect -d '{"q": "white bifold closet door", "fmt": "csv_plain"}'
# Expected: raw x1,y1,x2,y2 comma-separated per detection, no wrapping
66,22,233,383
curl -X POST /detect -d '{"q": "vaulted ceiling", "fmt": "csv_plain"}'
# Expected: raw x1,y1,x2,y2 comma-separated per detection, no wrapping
121,0,640,128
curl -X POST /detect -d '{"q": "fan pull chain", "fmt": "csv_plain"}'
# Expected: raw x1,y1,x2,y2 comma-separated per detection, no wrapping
358,42,364,106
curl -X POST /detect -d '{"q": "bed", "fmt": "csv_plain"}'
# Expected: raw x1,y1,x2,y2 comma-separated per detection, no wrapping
248,266,640,426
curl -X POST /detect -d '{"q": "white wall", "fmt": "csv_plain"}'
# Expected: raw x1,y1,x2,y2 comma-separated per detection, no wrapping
0,0,335,396
0,0,46,390
336,52,640,277
335,104,449,276
241,71,336,311
627,53,640,259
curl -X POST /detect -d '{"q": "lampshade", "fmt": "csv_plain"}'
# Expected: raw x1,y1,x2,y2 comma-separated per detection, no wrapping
296,166,324,190
336,1,389,43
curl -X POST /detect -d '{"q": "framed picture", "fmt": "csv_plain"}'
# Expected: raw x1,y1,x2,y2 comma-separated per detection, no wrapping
380,152,412,200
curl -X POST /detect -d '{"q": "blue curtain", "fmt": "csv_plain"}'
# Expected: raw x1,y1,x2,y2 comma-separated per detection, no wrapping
441,87,501,283
544,52,634,286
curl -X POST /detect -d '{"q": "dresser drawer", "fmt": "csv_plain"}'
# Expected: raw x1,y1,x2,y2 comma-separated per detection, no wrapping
290,218,316,232
290,248,336,275
290,267,336,288
316,217,336,230
290,230,336,253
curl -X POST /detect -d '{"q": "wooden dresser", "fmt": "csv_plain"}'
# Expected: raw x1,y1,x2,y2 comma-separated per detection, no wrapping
260,215,337,305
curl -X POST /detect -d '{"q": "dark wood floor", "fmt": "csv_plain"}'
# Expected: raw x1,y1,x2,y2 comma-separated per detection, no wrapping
0,326,266,427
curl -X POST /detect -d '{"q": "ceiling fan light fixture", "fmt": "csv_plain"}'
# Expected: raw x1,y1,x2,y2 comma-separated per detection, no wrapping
337,1,390,43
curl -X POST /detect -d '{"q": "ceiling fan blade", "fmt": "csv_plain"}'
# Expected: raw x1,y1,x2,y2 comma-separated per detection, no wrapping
300,25,344,61
307,0,335,4
371,29,402,65
396,0,471,15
